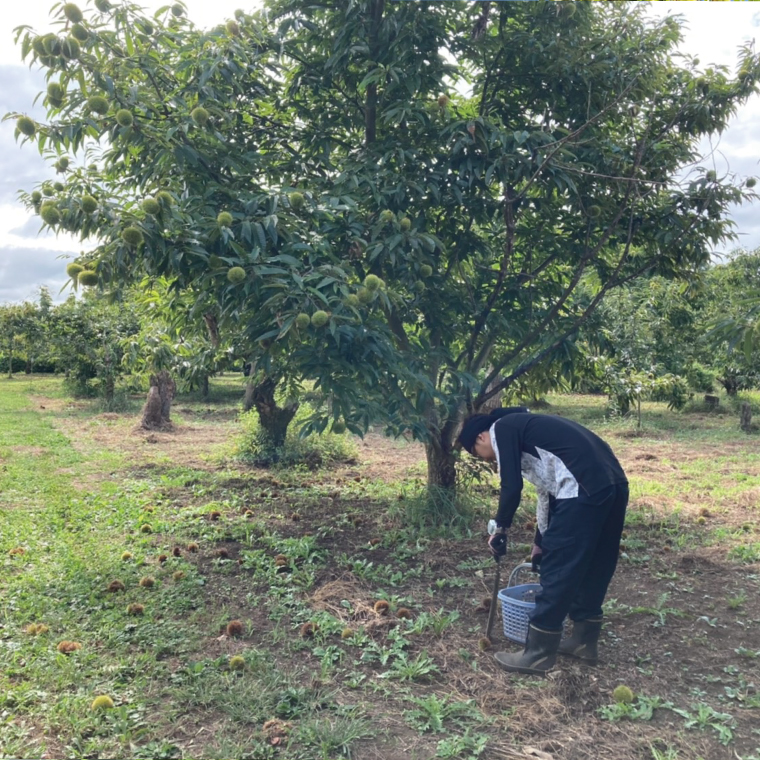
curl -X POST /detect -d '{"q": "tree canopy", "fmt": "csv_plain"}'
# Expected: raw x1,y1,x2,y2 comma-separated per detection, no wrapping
9,0,760,489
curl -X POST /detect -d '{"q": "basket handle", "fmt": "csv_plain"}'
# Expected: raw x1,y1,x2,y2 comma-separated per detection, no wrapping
507,562,536,587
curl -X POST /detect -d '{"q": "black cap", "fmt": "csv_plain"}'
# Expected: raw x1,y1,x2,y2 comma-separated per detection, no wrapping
458,407,530,454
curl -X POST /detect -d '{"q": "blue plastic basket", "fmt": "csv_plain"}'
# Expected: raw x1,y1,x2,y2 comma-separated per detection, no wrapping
497,563,540,644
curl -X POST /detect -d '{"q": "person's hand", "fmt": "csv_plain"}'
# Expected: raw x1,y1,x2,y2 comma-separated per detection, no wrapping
530,542,542,572
488,530,507,559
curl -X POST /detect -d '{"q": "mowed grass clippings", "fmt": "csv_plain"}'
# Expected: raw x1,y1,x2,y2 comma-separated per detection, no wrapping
1,376,760,759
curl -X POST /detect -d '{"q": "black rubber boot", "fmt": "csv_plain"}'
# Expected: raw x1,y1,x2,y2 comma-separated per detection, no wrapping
557,618,602,665
494,625,561,675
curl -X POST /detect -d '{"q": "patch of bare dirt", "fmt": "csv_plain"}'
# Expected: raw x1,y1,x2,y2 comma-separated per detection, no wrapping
9,446,46,456
32,394,234,470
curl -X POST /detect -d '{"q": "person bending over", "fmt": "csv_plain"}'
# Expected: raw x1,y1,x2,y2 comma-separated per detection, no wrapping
459,407,628,675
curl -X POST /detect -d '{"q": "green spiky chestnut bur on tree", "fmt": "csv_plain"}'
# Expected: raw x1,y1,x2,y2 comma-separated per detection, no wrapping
78,270,99,287
115,109,134,128
357,287,373,305
16,117,36,136
66,263,84,279
227,267,246,284
122,227,144,246
87,96,109,114
191,106,209,126
141,198,160,215
71,24,89,42
47,82,64,102
40,205,61,225
43,35,61,55
81,195,98,213
311,310,329,327
61,38,81,60
62,3,83,23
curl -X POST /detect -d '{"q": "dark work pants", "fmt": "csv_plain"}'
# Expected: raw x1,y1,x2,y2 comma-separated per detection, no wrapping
530,483,629,632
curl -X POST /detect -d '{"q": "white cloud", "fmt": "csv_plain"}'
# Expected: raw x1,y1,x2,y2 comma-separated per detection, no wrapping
0,243,72,304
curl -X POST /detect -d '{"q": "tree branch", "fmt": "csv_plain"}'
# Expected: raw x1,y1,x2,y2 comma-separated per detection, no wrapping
365,0,385,146
478,117,652,395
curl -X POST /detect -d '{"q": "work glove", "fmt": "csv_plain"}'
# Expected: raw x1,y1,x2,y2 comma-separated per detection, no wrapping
531,526,543,572
531,543,542,572
487,530,508,559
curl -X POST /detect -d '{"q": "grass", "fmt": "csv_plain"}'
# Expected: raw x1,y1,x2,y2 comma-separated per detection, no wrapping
2,376,760,759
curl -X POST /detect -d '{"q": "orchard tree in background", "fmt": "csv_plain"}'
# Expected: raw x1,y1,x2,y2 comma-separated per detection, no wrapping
0,303,36,378
704,249,760,394
8,0,760,497
47,293,140,402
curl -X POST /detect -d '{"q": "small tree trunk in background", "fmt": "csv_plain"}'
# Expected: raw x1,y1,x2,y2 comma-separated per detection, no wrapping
104,375,115,404
141,386,163,429
141,371,175,429
201,374,209,399
740,402,753,433
7,338,13,378
25,358,32,374
252,377,298,450
155,371,176,422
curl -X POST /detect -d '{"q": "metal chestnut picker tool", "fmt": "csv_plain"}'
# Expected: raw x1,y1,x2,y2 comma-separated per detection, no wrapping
485,519,505,642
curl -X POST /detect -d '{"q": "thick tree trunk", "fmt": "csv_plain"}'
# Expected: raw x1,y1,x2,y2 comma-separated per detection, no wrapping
252,377,298,450
141,370,175,430
478,373,504,414
243,380,256,412
425,440,457,490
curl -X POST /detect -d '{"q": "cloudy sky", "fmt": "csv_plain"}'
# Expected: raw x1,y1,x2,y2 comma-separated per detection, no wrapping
2,1,760,305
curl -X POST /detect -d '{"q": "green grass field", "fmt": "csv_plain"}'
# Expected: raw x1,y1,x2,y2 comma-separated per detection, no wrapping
1,376,759,760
